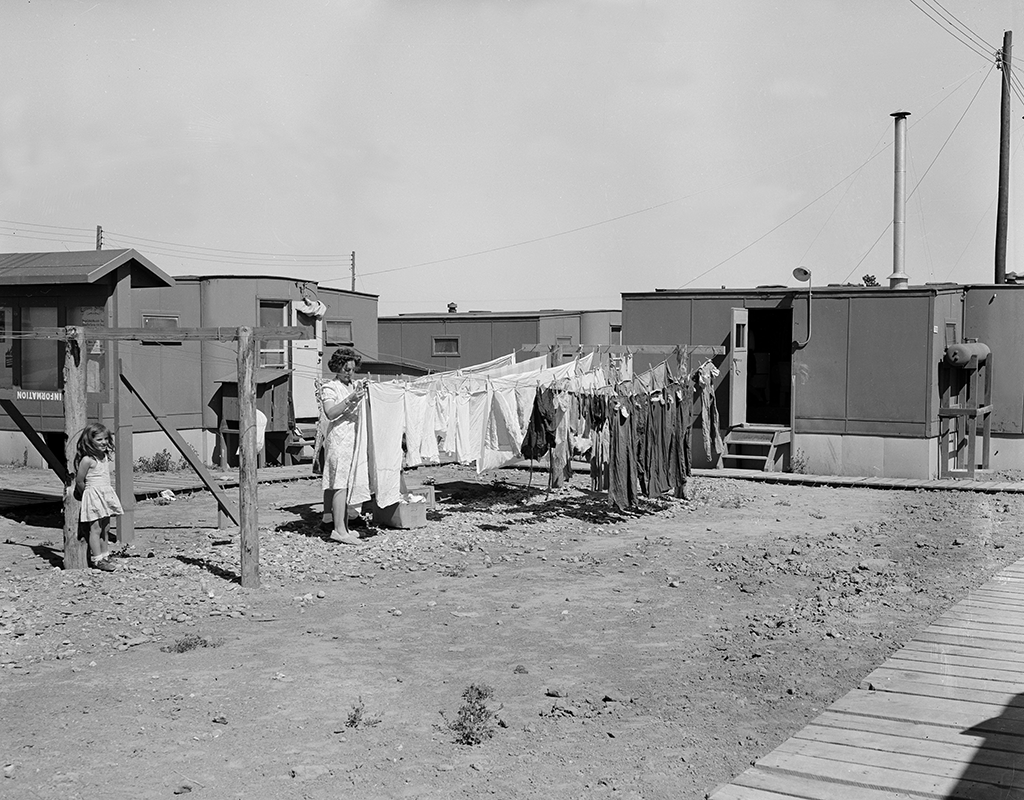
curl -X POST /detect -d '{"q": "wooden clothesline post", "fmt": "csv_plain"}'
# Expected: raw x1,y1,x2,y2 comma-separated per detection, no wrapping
21,325,308,583
62,326,89,569
236,327,259,588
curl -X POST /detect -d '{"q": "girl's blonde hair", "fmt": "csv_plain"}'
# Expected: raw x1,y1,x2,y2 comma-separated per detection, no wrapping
75,422,113,471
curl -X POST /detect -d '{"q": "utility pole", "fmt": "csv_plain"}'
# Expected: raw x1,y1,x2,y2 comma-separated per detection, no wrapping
95,225,103,250
350,251,356,291
995,30,1012,284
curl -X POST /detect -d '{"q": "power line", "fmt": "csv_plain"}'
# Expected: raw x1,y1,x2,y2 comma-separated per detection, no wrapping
919,0,994,53
0,219,94,234
905,0,995,63
105,229,354,259
841,63,993,284
675,143,895,289
102,237,351,269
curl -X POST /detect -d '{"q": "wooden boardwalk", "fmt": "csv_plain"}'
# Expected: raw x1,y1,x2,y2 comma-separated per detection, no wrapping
709,560,1024,799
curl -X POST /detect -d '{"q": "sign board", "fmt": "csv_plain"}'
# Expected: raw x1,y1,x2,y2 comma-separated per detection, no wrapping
15,390,63,402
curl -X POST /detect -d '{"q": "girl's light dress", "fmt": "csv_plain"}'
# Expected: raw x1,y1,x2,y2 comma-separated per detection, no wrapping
80,455,124,523
320,379,359,491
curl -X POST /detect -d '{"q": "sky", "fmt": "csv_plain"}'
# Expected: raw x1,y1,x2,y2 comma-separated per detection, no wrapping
1,0,1023,316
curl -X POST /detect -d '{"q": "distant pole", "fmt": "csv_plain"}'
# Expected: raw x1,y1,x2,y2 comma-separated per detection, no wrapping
95,225,103,250
889,111,911,290
995,30,1012,284
63,326,88,569
350,251,356,292
237,326,259,588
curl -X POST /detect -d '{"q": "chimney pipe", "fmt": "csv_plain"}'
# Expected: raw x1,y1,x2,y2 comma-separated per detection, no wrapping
889,110,911,290
447,302,457,314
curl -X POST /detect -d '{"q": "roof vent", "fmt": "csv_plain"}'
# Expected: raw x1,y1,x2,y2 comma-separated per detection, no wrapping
447,302,457,314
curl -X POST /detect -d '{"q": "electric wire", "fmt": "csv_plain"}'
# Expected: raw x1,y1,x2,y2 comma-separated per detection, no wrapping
942,122,1024,281
840,63,992,284
905,0,996,63
676,139,899,289
917,0,994,54
102,237,351,269
907,141,935,281
103,230,353,260
798,123,892,266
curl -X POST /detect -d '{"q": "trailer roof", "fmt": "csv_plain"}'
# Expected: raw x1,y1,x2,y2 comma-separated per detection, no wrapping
0,249,174,287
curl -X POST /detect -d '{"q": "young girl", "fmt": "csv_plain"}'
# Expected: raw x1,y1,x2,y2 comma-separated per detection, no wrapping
73,422,124,572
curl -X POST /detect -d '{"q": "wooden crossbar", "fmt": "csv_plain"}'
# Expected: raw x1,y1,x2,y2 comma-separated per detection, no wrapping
16,326,310,342
519,344,725,356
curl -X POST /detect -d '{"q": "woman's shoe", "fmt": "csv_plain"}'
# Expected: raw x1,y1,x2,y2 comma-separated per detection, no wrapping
92,560,116,572
328,531,361,546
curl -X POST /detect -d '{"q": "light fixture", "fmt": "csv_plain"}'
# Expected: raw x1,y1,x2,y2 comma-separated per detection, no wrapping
793,267,812,347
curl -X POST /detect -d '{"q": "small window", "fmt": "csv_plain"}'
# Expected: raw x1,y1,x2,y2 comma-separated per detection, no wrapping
433,336,460,356
139,314,182,349
734,323,746,349
142,314,179,329
325,320,354,347
610,325,622,346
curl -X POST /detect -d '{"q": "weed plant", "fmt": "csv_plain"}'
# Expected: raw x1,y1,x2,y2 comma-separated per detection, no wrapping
446,684,503,745
345,697,382,729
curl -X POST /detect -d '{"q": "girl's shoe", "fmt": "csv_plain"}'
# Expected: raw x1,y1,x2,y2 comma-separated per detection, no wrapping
328,531,361,546
92,560,116,572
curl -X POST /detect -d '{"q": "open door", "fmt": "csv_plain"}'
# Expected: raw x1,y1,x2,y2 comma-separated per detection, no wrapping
290,304,323,420
729,307,748,427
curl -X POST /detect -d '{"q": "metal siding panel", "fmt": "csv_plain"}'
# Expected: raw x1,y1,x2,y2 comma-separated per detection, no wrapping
794,296,849,422
622,297,693,347
847,295,930,424
129,281,205,433
537,316,557,344
965,286,1024,433
444,320,494,368
926,290,962,437
492,320,538,359
405,321,447,372
378,320,403,364
794,418,847,434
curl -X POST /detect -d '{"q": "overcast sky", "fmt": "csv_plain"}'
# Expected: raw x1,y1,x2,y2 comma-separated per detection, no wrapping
2,1,1022,315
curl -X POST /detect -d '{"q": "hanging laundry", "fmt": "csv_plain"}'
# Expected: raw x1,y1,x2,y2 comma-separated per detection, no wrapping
608,395,639,510
366,383,406,508
695,360,724,460
667,381,693,499
549,390,573,489
521,387,558,460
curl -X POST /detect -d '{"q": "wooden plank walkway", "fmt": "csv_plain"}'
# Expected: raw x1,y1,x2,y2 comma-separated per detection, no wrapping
708,561,1024,799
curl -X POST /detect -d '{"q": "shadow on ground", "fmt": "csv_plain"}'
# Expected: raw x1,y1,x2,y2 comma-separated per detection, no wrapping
174,554,241,584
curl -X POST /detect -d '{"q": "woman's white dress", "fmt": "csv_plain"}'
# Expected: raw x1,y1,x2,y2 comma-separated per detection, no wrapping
320,379,359,491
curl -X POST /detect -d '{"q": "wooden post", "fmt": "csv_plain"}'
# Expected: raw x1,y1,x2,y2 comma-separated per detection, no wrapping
63,326,89,569
112,265,135,543
237,327,259,588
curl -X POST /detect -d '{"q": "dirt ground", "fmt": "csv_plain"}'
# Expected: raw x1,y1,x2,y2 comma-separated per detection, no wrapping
3,463,1024,799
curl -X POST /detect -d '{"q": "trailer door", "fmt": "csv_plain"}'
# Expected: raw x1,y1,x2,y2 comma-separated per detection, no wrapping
729,307,748,426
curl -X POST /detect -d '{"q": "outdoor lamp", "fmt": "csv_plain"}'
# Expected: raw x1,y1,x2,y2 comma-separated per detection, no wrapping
793,267,812,348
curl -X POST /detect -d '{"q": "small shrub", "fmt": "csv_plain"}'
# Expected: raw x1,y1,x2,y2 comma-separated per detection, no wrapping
160,633,219,653
790,448,809,475
441,562,468,578
135,449,183,473
445,684,503,745
345,697,382,729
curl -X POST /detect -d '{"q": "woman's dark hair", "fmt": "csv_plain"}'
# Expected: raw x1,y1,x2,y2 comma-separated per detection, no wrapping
328,347,361,374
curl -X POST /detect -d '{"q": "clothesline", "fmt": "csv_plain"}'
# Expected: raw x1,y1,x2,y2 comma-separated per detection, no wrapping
330,346,726,513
